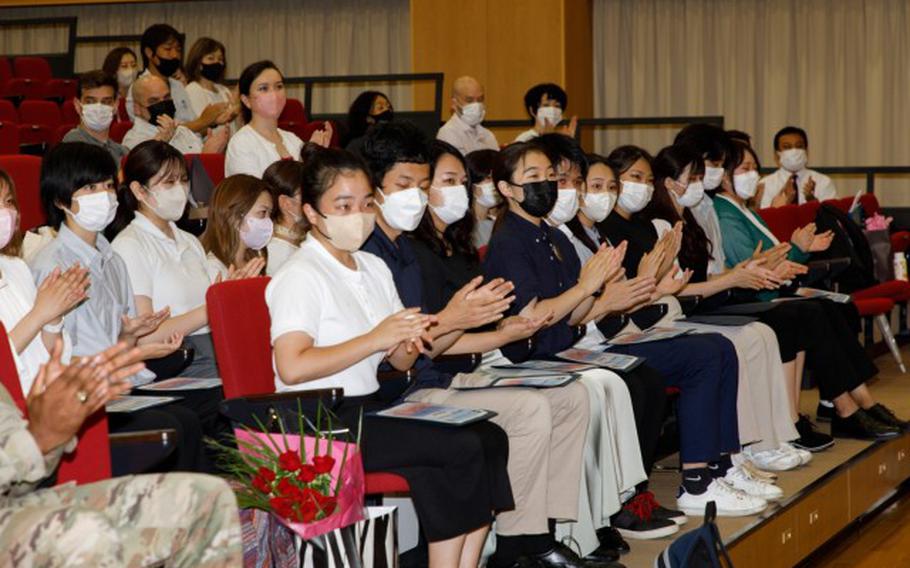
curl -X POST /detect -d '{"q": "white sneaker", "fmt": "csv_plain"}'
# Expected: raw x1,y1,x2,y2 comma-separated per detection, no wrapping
732,453,778,481
677,479,768,517
780,442,812,466
743,446,802,471
724,465,784,501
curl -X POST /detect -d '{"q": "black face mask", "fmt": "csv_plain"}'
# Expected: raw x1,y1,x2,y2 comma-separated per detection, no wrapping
156,56,181,77
514,180,558,218
200,62,225,82
371,109,393,123
147,99,176,125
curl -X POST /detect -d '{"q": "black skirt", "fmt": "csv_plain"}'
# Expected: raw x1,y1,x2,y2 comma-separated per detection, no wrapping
336,395,514,542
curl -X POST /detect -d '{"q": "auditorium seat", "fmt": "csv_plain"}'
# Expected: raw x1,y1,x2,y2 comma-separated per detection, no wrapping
0,57,26,101
61,97,80,124
206,278,411,495
17,99,60,147
0,121,19,155
110,120,132,144
278,97,308,132
184,153,226,187
13,56,76,101
0,154,45,230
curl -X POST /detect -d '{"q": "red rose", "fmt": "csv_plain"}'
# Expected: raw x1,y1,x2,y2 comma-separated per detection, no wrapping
297,464,317,483
313,455,336,474
276,477,302,500
269,496,297,520
278,450,303,472
300,499,318,523
258,467,276,482
252,474,272,494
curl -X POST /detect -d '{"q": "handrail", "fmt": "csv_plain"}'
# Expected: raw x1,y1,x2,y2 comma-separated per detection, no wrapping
0,17,78,75
483,115,725,129
758,166,910,195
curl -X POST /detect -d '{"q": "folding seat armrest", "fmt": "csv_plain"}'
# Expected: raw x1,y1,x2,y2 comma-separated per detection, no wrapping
677,295,703,316
434,353,482,374
628,303,669,329
595,313,630,339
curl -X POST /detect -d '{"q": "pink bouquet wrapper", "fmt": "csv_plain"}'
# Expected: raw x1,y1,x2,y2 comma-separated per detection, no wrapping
865,213,893,231
236,429,366,540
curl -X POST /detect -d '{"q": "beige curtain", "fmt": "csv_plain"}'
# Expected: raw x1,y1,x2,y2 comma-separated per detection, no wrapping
0,0,411,114
592,0,910,205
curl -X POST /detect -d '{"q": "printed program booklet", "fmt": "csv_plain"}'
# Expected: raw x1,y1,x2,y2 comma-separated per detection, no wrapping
372,402,496,426
137,378,223,391
493,360,597,373
107,395,181,413
556,348,644,372
794,287,852,304
452,369,580,390
604,327,693,346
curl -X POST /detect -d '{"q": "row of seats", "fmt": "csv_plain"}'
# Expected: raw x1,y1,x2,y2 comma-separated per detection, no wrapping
0,56,76,101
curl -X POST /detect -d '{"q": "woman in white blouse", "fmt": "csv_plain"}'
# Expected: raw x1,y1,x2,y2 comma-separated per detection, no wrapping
0,170,82,392
184,37,239,136
200,174,271,280
109,141,262,378
262,160,305,275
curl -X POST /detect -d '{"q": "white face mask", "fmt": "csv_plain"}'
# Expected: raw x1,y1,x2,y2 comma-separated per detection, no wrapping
81,103,114,132
537,106,563,126
459,102,485,127
475,182,499,208
580,191,615,223
429,184,470,225
0,207,16,250
733,170,760,199
548,188,579,225
779,148,808,173
146,183,188,222
673,180,705,208
703,166,725,190
117,68,137,89
617,181,653,213
377,186,428,232
66,191,118,232
240,216,274,251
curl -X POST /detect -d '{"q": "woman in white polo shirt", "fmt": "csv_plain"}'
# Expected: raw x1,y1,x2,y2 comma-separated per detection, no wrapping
262,160,305,276
200,174,271,280
109,141,261,378
268,147,513,567
185,37,239,136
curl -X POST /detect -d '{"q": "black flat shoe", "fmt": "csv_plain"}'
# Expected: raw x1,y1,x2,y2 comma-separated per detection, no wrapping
832,409,900,440
867,403,910,431
792,414,835,452
595,526,630,555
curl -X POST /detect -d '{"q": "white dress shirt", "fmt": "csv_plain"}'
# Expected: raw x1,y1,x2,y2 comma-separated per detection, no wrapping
759,167,837,208
514,128,540,143
690,195,727,276
225,124,303,179
122,117,203,154
436,113,499,155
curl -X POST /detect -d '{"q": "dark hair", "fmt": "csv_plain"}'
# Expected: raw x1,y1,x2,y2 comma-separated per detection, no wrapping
728,139,761,172
238,60,282,123
101,47,136,78
538,133,588,177
773,126,808,151
673,123,729,163
566,153,618,252
77,70,117,99
491,139,553,232
298,148,371,226
0,170,24,257
413,140,476,260
140,24,182,69
585,153,617,179
523,83,568,120
40,142,118,230
465,149,498,186
108,140,187,239
643,145,712,272
200,174,272,271
360,121,429,188
605,145,654,177
345,90,388,145
185,37,226,83
726,130,752,145
263,160,305,222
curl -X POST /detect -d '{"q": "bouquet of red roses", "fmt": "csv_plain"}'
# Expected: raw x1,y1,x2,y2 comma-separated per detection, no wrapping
212,404,365,538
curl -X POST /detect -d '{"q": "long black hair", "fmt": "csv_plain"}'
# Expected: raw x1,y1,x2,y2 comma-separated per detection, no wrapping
238,60,282,124
412,140,477,261
344,90,388,146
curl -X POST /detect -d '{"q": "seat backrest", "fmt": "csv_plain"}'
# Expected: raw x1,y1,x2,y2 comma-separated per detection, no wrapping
757,204,801,242
110,121,132,144
0,99,16,123
206,277,276,398
279,97,307,124
13,56,52,81
0,154,46,230
0,57,11,83
795,200,821,228
60,98,79,124
18,100,61,128
0,123,19,155
0,322,111,484
184,153,226,187
859,194,881,216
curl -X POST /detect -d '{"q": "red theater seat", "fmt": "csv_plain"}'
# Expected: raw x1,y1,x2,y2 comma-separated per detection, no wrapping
0,154,45,230
0,57,27,100
14,56,77,100
184,153,226,187
17,99,61,146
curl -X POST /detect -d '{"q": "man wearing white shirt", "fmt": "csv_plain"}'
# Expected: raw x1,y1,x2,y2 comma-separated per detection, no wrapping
436,76,499,154
123,74,227,155
759,126,837,208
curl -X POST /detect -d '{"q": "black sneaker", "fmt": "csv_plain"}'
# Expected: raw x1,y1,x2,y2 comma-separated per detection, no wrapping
638,490,687,526
866,403,910,431
832,409,900,440
611,493,679,540
595,526,629,555
792,414,835,452
816,401,836,422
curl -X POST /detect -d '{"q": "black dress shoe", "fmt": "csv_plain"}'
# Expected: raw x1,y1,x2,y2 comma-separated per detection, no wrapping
832,409,900,440
792,414,835,452
534,542,624,567
596,526,630,554
584,543,619,563
867,403,910,431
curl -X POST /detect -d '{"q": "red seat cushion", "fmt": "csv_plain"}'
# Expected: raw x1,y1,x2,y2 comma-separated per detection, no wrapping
0,123,18,155
853,297,895,316
0,154,45,230
852,281,910,303
891,232,910,254
364,472,410,494
796,201,821,228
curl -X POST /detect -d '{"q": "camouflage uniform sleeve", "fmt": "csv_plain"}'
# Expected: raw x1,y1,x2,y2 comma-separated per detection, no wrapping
0,388,70,497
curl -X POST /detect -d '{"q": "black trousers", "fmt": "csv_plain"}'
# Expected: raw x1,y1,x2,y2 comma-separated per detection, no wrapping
614,364,667,476
108,404,210,473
